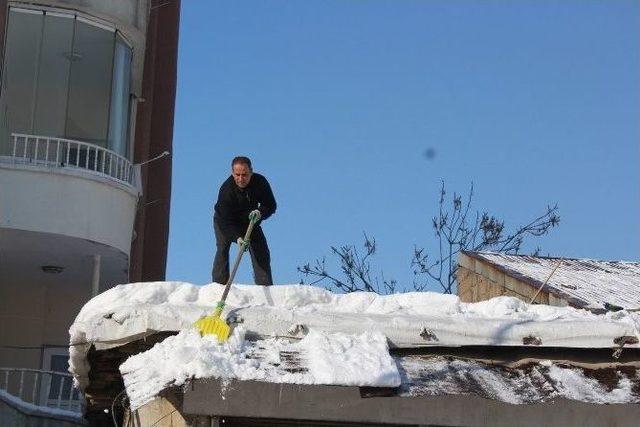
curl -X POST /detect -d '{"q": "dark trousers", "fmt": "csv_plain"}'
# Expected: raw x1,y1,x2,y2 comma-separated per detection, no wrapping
212,220,273,286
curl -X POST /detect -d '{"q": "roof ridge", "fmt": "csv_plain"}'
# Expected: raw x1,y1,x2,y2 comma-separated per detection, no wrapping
462,250,640,264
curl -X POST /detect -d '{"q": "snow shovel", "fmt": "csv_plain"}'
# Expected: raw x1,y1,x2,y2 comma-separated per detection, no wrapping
194,212,259,341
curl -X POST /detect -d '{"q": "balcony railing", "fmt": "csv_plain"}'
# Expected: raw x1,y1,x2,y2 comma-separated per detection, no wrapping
6,133,134,186
0,367,82,413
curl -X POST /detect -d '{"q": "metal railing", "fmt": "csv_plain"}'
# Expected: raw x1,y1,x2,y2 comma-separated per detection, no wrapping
7,133,133,186
0,367,82,413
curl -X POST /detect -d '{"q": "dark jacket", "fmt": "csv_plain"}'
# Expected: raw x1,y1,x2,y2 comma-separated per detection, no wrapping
214,173,277,239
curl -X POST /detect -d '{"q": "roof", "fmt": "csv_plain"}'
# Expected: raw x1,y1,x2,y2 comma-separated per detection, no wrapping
397,353,640,404
81,331,640,426
68,282,640,416
462,251,640,311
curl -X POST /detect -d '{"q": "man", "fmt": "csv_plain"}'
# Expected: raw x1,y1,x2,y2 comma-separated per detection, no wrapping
212,156,277,286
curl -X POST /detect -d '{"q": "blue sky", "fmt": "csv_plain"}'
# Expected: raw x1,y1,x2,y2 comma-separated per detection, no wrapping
167,0,639,291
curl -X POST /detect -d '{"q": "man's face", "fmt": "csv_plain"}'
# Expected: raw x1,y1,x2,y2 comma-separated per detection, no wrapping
232,163,252,188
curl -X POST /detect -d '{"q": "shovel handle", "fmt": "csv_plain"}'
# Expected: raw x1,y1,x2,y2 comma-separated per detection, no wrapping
218,217,259,305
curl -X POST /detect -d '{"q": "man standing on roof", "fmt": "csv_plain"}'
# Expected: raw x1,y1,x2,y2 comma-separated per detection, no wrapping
212,156,277,286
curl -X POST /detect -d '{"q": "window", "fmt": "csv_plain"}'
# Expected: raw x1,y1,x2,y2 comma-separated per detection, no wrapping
109,35,133,157
41,348,79,406
33,12,74,137
48,355,77,400
66,18,115,145
1,9,42,142
0,8,133,158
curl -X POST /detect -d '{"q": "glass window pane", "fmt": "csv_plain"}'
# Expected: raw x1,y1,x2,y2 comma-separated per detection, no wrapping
33,13,74,138
0,9,43,151
108,35,132,158
47,355,77,400
65,19,115,146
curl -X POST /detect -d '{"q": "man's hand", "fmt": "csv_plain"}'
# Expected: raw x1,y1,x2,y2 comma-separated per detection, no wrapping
236,237,249,252
249,209,261,222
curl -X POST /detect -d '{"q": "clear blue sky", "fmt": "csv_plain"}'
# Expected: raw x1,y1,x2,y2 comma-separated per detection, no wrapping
166,0,639,291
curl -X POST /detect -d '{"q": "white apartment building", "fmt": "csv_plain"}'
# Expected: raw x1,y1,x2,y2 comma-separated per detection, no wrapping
0,1,178,422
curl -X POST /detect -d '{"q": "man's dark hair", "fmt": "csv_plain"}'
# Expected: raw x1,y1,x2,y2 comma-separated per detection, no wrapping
232,156,252,170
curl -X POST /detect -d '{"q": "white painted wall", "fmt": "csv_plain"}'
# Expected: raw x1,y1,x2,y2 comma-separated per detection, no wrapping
0,164,138,255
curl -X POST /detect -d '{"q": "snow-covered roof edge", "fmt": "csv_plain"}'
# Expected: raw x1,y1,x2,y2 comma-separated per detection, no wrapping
68,282,640,393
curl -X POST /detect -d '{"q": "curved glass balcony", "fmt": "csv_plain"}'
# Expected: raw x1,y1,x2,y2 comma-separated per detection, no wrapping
0,7,133,160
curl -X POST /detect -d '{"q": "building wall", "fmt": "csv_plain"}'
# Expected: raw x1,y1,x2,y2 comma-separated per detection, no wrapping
0,1,5,72
129,0,179,282
0,0,177,282
123,396,188,427
182,378,640,427
0,166,138,255
0,270,93,368
0,0,177,375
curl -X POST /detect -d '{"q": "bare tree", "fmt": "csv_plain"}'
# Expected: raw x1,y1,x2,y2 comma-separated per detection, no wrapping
299,181,559,295
297,233,397,294
411,181,560,294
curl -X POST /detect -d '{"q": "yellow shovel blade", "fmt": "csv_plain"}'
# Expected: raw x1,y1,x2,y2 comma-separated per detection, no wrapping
194,315,231,342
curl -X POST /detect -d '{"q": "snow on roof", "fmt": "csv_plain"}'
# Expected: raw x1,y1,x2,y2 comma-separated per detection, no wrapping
68,282,640,409
121,328,640,410
463,251,640,311
398,356,639,405
120,328,400,409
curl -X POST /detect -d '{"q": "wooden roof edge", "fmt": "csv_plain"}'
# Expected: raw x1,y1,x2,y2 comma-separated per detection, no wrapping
391,344,640,365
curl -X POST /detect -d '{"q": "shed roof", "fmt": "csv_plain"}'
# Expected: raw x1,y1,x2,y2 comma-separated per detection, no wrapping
69,281,640,418
462,251,640,311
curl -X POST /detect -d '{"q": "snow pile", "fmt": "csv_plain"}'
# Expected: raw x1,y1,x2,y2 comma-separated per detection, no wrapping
69,282,640,398
304,329,399,385
120,328,399,410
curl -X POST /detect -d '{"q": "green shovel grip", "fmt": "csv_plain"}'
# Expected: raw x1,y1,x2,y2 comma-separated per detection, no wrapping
212,301,226,318
249,210,261,222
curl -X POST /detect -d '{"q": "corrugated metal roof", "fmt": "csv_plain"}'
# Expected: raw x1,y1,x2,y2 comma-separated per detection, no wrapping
462,252,640,311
